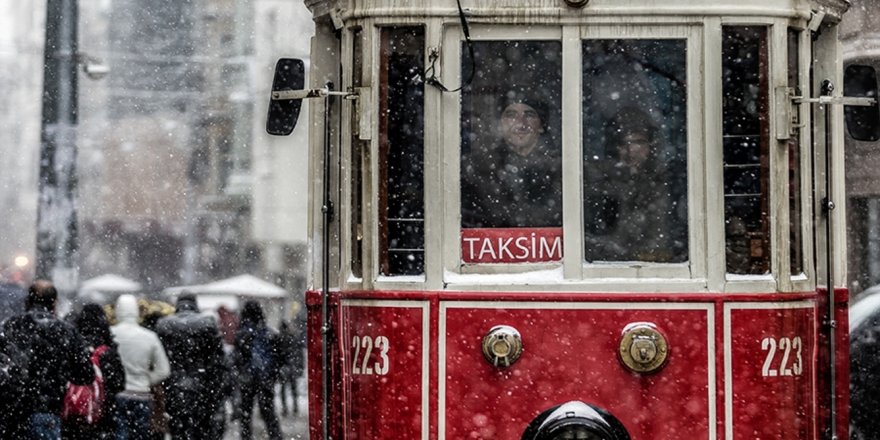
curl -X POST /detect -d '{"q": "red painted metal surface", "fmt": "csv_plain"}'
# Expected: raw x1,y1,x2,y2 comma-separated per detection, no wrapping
306,289,837,440
726,302,817,439
338,301,427,439
443,305,711,439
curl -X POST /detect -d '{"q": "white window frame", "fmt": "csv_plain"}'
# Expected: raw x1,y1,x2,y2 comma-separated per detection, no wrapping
441,23,707,291
574,24,702,283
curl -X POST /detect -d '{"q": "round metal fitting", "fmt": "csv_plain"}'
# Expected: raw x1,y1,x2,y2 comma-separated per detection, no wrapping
618,322,668,374
482,325,524,368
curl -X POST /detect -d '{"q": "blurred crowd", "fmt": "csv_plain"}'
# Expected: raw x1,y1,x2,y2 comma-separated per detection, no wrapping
0,280,305,440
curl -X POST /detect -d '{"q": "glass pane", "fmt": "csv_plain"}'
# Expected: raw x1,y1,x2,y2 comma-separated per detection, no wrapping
722,26,770,275
459,40,563,264
351,28,363,278
460,40,563,229
788,28,803,276
379,27,425,276
582,39,688,263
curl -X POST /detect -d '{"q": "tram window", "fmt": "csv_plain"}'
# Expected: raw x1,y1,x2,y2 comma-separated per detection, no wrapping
722,26,770,275
582,39,688,263
788,28,804,276
459,40,562,264
378,26,425,276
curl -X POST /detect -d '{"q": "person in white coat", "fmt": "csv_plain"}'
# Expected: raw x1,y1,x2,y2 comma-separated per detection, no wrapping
111,294,171,440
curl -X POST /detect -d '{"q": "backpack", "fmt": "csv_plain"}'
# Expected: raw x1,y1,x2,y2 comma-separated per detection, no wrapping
61,345,109,424
248,328,275,381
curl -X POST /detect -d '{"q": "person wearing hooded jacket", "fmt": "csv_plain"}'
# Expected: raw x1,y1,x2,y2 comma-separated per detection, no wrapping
155,293,229,440
111,294,171,440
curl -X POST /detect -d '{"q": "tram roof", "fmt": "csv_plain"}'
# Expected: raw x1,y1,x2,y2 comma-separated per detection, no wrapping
305,0,850,24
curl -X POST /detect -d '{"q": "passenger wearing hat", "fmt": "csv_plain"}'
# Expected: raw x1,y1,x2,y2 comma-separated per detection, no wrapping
461,93,562,228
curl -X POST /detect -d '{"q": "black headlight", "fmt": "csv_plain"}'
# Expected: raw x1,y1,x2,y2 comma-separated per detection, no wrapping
521,401,630,440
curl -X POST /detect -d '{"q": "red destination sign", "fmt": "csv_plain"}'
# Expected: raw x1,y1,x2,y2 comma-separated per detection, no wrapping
461,228,563,264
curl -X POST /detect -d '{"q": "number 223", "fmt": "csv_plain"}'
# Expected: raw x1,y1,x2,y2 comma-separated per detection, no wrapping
351,335,390,375
761,336,803,377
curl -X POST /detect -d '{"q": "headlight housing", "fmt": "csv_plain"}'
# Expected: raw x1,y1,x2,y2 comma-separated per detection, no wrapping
521,401,630,440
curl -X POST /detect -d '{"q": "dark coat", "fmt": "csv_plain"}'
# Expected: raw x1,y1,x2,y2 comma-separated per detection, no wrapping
851,315,880,440
462,140,562,228
234,300,280,385
583,158,683,262
155,305,228,409
276,322,305,379
1,308,95,414
73,304,126,397
234,322,281,384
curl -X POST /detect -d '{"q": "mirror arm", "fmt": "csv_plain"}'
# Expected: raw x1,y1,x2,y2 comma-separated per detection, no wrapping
271,88,358,101
794,96,876,106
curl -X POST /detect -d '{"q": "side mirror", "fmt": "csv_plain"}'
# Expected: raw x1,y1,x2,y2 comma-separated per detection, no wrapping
266,58,305,136
844,64,880,142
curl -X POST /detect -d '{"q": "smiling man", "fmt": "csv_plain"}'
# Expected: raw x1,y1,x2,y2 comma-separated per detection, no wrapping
461,94,562,229
499,102,546,156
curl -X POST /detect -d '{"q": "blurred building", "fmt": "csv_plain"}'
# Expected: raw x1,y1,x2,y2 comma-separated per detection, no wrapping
0,0,45,285
77,0,313,296
0,0,312,298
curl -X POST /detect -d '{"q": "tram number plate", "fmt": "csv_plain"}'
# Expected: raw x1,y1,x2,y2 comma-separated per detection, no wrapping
351,335,390,376
760,336,803,377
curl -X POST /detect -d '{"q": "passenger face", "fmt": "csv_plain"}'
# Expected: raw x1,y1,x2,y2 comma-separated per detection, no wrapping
499,103,544,156
617,131,652,169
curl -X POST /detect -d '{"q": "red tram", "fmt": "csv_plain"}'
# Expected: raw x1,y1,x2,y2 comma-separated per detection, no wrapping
267,0,880,438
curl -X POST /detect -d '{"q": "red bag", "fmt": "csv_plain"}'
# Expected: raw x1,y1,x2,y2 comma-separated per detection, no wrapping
61,345,109,424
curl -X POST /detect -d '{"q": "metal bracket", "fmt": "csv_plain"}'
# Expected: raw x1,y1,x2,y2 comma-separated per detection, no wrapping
795,96,876,106
778,85,877,140
356,87,373,140
271,87,357,101
775,86,795,140
808,10,826,32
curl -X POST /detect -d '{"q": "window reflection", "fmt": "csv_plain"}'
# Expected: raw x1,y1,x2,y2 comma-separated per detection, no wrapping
582,39,688,263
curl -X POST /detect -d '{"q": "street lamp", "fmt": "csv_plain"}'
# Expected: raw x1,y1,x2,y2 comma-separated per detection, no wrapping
14,255,30,270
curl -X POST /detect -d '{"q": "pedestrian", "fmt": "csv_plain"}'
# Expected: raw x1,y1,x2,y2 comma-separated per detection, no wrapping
155,293,229,440
0,280,94,439
461,93,562,228
277,320,295,416
234,300,283,440
111,293,171,440
63,303,126,439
